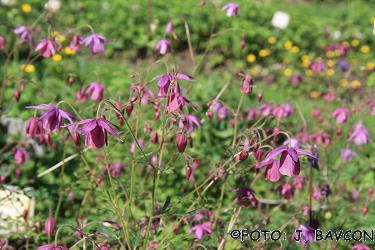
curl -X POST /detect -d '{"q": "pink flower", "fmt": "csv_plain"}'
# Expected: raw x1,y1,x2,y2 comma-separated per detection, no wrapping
69,35,82,51
234,188,258,207
14,26,33,44
348,122,369,145
246,108,257,121
272,104,294,119
291,74,303,85
240,74,253,94
293,176,305,189
37,244,68,250
0,36,6,50
82,33,106,54
166,22,174,33
13,147,28,165
341,148,356,161
178,114,201,132
45,216,56,237
351,243,371,250
86,82,105,101
293,224,315,248
188,222,212,240
26,117,44,138
154,39,171,55
176,133,188,153
279,183,294,199
221,2,240,16
256,145,316,181
309,59,325,73
103,162,126,177
35,39,57,57
26,104,73,133
312,131,331,147
152,72,193,98
332,108,350,124
75,118,122,148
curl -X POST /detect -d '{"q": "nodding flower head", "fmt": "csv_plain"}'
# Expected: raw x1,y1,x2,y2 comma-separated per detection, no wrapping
240,74,253,94
234,188,258,207
279,183,295,199
14,25,33,45
332,108,350,124
348,122,369,145
256,145,316,182
166,22,174,33
341,148,357,162
44,216,56,238
82,33,106,54
13,147,28,165
178,114,201,132
26,104,73,133
35,39,57,57
293,224,315,248
221,2,240,17
152,72,193,98
69,35,82,52
26,117,44,138
176,133,188,153
154,39,171,55
74,117,122,148
85,82,105,101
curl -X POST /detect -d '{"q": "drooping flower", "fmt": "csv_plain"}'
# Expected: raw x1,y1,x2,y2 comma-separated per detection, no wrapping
75,118,122,148
26,117,44,138
35,39,57,57
240,74,253,94
152,72,193,98
165,22,174,33
85,82,105,101
341,148,357,162
26,104,73,133
37,244,68,250
13,147,28,165
272,104,294,119
312,131,331,147
69,35,82,52
279,183,294,199
14,26,33,44
246,108,257,121
221,2,240,16
210,101,230,121
188,222,213,241
82,33,106,54
332,108,350,124
176,133,188,153
293,224,315,248
154,39,171,55
293,176,305,189
45,216,56,238
256,145,316,181
178,114,201,132
233,188,258,207
348,122,369,145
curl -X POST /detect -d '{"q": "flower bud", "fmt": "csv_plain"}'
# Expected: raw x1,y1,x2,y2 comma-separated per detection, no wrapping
14,89,21,102
176,133,187,153
125,104,133,116
45,216,56,237
0,36,6,50
257,92,263,103
185,163,192,180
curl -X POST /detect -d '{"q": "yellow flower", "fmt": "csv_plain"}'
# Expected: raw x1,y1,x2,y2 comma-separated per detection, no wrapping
327,60,335,67
310,91,320,98
64,47,76,55
326,69,335,76
360,45,370,54
291,46,300,53
52,54,62,62
340,79,348,87
351,39,360,47
268,36,277,44
301,55,310,61
250,67,259,76
284,41,293,50
325,51,335,58
324,211,332,220
57,35,66,43
21,3,32,13
305,70,313,76
283,68,292,76
351,80,361,88
50,31,59,38
366,62,374,70
247,54,256,63
21,64,35,73
259,49,271,57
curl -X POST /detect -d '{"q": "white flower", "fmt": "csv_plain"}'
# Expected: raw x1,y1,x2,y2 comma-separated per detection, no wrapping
44,0,61,13
271,11,290,29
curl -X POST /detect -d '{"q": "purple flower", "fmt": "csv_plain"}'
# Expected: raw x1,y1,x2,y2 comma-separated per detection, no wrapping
279,183,294,199
246,108,257,121
166,22,174,33
75,118,122,148
85,82,105,101
351,243,371,250
178,114,201,132
234,188,258,207
293,176,305,189
155,39,171,55
37,245,68,250
309,60,325,73
341,148,357,162
14,26,33,44
35,39,57,57
210,101,230,121
26,104,73,133
166,89,191,113
13,147,28,165
130,139,144,153
152,72,193,98
240,74,253,94
221,2,240,17
256,145,316,181
103,162,126,177
348,122,369,145
332,108,350,124
176,133,188,153
26,117,44,138
188,222,212,240
82,33,106,54
293,224,315,248
337,57,349,71
69,35,82,52
272,104,294,119
45,216,56,237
